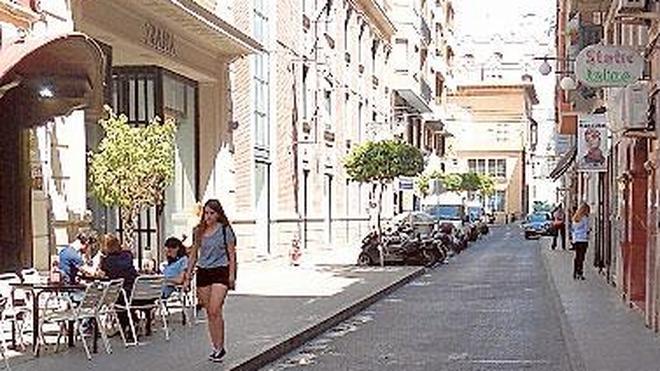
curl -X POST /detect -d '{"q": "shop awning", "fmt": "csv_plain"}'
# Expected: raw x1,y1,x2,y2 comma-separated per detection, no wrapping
549,145,577,181
0,32,105,126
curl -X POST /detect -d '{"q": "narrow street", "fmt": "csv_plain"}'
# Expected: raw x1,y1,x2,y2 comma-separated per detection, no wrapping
267,225,573,371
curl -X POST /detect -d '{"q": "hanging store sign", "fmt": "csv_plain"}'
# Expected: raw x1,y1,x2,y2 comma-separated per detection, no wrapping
576,45,643,87
577,114,608,172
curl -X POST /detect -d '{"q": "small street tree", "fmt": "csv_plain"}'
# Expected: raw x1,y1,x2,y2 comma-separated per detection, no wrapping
344,139,424,265
89,108,176,252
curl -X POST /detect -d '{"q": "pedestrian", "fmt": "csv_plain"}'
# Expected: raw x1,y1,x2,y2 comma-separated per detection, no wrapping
184,199,237,363
571,202,591,280
551,204,566,250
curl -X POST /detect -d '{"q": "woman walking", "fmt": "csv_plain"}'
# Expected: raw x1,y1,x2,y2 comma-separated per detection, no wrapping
571,202,591,280
184,199,236,362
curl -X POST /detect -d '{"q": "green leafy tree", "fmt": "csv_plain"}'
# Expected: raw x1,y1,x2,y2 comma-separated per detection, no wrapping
416,174,431,198
344,140,424,265
440,173,463,193
89,108,176,251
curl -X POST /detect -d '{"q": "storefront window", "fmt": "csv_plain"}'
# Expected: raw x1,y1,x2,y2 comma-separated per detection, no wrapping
162,72,197,245
89,66,197,265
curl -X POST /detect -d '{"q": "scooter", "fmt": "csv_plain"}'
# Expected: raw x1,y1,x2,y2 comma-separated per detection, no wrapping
357,225,440,266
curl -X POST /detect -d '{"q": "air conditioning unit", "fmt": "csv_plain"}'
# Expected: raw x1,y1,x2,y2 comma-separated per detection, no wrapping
623,82,649,130
616,0,646,13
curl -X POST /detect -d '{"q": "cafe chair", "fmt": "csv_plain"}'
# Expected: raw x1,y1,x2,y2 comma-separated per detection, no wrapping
116,275,168,346
0,297,13,371
37,281,112,360
0,274,30,351
95,279,125,354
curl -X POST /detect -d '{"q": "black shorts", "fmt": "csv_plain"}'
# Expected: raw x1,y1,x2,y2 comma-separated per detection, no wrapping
196,266,229,288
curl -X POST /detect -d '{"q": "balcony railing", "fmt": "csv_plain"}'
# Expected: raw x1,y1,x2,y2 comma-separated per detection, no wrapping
420,16,431,45
420,77,432,104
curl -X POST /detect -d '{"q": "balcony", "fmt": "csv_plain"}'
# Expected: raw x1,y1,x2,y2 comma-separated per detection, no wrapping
392,71,432,113
303,14,311,31
420,77,432,104
420,16,432,45
324,129,335,142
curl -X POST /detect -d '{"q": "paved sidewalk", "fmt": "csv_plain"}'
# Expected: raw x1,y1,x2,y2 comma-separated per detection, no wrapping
6,250,423,371
542,242,660,371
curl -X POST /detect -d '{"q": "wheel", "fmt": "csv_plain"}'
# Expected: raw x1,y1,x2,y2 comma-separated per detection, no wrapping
357,252,374,266
422,249,439,267
524,233,531,240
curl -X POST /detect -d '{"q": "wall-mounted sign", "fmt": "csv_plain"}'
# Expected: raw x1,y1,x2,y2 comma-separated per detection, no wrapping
143,22,176,57
575,45,643,87
577,114,608,172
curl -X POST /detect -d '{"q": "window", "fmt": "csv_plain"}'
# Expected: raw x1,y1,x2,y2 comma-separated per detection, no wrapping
344,11,350,51
254,0,270,148
371,41,377,72
493,190,506,212
324,90,332,130
477,159,486,175
394,39,408,71
344,93,350,133
302,65,309,119
358,102,363,141
468,159,476,173
106,66,198,262
358,25,364,63
496,159,506,178
488,159,496,177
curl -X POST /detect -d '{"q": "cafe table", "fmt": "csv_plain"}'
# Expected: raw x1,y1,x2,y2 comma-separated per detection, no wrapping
10,282,86,356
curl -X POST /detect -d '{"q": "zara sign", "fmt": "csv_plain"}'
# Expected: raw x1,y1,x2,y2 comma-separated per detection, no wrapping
575,45,643,88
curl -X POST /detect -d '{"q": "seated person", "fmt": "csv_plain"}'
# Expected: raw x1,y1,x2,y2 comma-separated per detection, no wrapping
58,232,96,284
98,234,139,337
161,237,188,298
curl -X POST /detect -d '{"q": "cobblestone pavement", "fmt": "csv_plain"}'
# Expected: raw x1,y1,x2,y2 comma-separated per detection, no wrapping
267,225,573,371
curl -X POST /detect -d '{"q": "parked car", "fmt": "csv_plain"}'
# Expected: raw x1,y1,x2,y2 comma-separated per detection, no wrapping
523,212,553,239
388,211,436,237
467,204,489,235
423,204,470,249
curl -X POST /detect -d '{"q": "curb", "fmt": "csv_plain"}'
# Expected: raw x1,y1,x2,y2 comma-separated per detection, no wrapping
540,242,587,371
228,266,426,371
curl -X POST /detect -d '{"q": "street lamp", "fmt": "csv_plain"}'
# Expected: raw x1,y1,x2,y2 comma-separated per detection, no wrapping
538,59,552,76
559,76,577,91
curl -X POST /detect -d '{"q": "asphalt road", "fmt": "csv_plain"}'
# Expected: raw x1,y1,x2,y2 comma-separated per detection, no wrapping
265,225,572,371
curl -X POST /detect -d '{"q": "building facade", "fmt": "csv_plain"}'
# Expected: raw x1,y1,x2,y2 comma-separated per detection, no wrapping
447,82,539,221
0,0,261,272
552,0,660,331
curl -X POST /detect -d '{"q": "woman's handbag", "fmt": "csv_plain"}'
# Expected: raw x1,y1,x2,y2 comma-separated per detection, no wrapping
223,225,237,290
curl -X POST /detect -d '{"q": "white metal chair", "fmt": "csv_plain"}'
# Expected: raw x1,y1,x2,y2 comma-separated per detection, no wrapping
116,275,168,345
0,274,29,350
19,269,43,285
95,279,126,354
0,297,12,371
38,281,109,360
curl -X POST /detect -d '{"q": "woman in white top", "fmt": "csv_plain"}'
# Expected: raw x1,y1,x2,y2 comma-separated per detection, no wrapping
571,202,591,280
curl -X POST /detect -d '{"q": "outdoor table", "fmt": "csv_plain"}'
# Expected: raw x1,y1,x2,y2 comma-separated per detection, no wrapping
10,282,86,356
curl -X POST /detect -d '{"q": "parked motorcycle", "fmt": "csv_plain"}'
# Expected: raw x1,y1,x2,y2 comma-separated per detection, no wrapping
357,224,442,267
435,222,467,255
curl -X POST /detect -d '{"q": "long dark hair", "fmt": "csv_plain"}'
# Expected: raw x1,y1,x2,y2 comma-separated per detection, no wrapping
199,199,230,231
164,236,186,264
